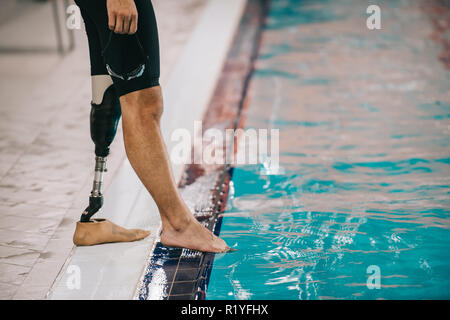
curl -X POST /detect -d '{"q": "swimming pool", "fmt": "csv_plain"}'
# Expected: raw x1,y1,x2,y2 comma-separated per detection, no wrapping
206,0,450,299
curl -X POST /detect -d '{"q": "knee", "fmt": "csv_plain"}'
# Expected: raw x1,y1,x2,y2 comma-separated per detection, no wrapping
120,86,164,123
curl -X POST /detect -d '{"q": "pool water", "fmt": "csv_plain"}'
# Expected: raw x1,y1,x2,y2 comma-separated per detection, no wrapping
206,0,450,299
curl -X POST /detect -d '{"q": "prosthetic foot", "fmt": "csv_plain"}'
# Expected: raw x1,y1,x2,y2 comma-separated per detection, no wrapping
73,81,150,246
73,219,150,246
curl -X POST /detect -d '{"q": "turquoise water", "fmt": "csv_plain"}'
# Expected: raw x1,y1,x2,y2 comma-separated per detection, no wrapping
206,0,450,299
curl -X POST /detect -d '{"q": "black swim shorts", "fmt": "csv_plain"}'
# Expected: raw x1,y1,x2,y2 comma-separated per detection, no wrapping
75,0,160,97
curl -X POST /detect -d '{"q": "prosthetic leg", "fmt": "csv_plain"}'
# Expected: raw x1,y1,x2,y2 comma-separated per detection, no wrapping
80,84,120,222
73,78,150,246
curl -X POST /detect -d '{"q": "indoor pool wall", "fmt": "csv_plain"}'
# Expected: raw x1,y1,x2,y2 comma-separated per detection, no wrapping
206,0,450,299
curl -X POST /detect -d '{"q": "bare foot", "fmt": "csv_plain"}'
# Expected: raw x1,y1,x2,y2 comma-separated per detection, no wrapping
160,217,231,253
73,219,150,246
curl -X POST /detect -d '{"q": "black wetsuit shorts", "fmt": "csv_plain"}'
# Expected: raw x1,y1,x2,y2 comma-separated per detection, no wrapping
74,0,160,97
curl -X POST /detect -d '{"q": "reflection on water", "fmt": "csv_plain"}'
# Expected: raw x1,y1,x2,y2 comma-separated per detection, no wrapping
206,0,450,299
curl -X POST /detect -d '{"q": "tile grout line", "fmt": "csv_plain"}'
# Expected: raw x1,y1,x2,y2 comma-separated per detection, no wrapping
167,253,183,297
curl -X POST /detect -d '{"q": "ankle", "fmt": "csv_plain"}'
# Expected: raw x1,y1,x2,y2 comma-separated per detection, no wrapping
161,213,193,232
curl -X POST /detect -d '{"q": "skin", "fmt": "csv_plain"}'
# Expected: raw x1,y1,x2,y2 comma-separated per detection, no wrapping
107,0,138,34
104,0,230,252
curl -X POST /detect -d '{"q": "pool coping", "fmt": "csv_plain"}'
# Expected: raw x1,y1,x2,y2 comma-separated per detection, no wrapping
134,0,270,300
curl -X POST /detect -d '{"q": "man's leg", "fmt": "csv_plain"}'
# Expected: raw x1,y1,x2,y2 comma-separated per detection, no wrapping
120,86,230,253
